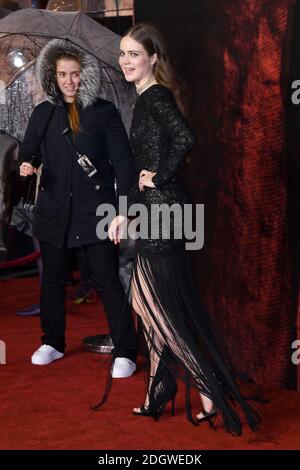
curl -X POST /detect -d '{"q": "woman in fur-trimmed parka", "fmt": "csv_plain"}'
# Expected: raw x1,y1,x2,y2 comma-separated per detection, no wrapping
19,39,137,374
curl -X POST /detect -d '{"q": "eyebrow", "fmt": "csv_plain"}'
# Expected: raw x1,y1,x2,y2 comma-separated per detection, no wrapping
119,49,141,53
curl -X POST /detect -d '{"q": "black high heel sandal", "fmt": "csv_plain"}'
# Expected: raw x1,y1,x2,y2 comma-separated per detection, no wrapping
133,365,178,420
196,408,219,430
133,393,177,420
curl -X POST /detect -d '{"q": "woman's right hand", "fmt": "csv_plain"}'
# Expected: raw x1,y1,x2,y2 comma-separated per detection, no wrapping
19,162,37,177
109,215,128,245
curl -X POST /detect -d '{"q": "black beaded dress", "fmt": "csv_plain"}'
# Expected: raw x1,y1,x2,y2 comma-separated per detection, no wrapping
129,84,259,435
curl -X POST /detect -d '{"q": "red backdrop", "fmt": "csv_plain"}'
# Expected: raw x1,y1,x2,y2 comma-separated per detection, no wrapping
135,0,298,388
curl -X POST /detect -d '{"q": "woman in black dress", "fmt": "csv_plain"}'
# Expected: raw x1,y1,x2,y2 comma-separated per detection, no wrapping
113,23,259,435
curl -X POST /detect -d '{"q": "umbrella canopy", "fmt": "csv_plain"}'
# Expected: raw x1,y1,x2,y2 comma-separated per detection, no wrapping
0,9,121,70
0,8,135,139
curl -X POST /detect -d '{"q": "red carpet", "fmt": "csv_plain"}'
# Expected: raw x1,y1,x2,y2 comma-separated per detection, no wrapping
0,274,300,450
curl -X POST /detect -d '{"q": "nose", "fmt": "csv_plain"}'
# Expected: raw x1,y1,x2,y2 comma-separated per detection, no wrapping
66,74,74,84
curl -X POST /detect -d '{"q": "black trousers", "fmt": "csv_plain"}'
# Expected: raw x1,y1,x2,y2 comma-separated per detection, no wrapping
39,240,137,361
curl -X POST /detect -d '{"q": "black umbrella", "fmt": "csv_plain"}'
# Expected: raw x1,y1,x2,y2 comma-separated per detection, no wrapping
0,8,136,139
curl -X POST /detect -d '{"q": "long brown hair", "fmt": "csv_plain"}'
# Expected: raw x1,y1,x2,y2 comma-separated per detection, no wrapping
56,53,81,134
66,99,81,135
124,23,185,112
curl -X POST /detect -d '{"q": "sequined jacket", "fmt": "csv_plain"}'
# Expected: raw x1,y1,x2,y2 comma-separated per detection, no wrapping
129,84,195,256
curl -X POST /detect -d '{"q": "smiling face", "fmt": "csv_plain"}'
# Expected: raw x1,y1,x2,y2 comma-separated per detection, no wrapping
56,58,81,102
119,35,157,87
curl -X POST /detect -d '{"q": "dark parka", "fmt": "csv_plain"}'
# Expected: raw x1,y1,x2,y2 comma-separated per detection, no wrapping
20,39,134,248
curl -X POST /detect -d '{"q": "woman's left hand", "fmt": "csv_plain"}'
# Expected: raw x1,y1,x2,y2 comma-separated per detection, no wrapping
139,170,156,191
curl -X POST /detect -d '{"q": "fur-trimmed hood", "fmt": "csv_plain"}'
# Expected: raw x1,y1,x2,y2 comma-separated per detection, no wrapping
35,39,100,108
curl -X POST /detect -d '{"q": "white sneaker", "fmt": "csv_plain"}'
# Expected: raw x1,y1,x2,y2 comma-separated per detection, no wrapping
112,357,136,378
31,345,64,365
